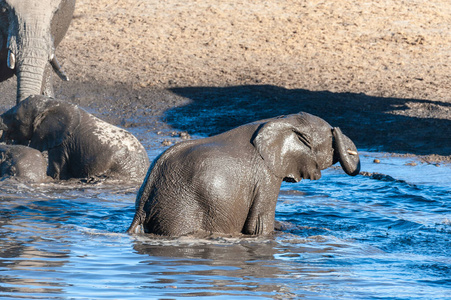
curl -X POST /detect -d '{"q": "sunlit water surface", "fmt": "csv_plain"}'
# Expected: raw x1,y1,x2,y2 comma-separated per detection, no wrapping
0,129,450,299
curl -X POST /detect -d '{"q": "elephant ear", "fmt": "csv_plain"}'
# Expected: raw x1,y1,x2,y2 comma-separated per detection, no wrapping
252,114,317,181
30,103,81,151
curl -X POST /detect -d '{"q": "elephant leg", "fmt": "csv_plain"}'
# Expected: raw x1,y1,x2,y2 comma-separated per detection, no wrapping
46,148,69,180
242,189,279,235
243,211,275,235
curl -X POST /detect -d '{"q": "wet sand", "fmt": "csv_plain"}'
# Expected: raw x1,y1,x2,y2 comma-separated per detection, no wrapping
1,0,450,161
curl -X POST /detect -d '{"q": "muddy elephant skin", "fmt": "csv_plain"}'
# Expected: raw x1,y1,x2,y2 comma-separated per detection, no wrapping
0,95,150,181
0,143,49,182
128,112,360,236
0,0,75,103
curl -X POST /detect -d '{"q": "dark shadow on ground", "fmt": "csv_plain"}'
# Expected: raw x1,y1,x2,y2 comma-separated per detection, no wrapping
1,80,449,158
165,85,451,157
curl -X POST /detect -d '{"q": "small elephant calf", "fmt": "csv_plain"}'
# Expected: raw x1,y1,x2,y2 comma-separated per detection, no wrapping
0,144,49,182
128,112,360,236
0,95,150,181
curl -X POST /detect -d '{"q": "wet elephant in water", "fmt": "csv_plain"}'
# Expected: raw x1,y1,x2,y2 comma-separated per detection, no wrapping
0,0,75,103
0,144,49,182
0,95,150,181
128,112,360,236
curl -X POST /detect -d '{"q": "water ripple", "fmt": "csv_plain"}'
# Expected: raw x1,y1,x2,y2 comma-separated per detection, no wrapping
1,151,450,299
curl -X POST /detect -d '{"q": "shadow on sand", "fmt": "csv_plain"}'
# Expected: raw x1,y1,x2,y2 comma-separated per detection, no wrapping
165,85,451,157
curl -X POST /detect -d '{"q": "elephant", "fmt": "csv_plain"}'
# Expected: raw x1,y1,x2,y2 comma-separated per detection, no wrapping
0,0,75,103
0,143,49,182
0,95,150,181
127,112,360,236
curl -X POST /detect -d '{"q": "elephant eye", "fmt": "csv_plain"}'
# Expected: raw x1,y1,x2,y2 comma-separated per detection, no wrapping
0,3,9,14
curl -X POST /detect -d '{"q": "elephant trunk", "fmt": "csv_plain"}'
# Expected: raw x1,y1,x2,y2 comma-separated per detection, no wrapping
16,56,48,103
333,127,360,176
7,9,55,103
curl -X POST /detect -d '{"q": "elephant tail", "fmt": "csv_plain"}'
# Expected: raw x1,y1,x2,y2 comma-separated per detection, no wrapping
126,174,152,234
126,210,145,234
126,153,163,234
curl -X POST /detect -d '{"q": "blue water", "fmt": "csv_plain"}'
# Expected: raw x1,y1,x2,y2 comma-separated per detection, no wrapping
0,129,450,299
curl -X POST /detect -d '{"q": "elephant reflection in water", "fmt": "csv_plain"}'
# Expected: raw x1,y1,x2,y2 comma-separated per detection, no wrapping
0,95,150,182
132,238,284,293
131,235,348,296
128,112,360,236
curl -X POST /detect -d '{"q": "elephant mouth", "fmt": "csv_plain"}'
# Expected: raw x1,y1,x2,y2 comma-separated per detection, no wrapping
283,169,321,183
283,177,298,183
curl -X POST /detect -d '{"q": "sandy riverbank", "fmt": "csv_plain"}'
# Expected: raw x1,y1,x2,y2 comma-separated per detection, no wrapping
1,0,450,162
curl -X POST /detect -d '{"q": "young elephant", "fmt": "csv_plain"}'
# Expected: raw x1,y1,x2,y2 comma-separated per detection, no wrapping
0,144,49,182
128,112,360,236
0,95,150,181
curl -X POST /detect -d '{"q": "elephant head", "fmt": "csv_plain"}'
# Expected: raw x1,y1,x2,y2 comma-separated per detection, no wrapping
0,0,75,103
0,95,80,150
252,112,360,182
0,144,50,182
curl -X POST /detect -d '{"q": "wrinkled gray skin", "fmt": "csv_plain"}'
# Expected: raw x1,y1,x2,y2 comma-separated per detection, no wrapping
0,0,75,104
0,95,150,181
128,112,361,236
0,143,49,182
